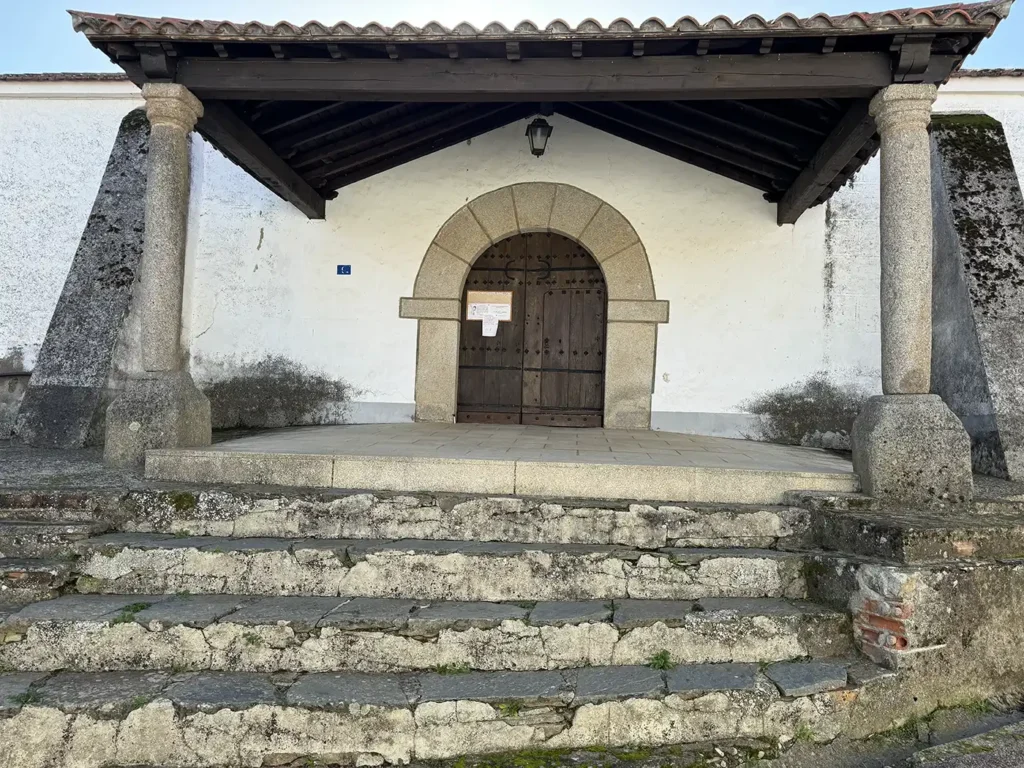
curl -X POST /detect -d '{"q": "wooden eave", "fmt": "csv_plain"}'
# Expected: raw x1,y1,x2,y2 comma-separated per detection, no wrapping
69,2,1013,223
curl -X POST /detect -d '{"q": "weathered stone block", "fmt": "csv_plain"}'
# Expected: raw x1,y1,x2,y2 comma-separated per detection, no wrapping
852,394,973,503
931,114,1024,481
15,109,149,449
104,370,212,467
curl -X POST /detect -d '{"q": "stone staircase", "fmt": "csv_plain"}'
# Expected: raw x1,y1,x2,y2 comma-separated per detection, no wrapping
0,487,892,767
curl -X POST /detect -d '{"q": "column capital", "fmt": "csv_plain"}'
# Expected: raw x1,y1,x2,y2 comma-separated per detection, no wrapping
869,84,937,134
142,83,203,133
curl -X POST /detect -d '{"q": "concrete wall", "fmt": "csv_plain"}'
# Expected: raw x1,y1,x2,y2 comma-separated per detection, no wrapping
2,76,1023,436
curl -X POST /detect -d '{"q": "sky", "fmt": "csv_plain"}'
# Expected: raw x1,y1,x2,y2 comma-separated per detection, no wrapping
1,0,1020,73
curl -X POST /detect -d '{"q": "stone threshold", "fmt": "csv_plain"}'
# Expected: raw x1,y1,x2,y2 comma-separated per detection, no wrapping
0,663,890,765
145,448,858,505
0,593,851,673
74,534,810,601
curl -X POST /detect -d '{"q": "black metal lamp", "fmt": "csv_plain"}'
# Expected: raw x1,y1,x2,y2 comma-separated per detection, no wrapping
525,117,553,157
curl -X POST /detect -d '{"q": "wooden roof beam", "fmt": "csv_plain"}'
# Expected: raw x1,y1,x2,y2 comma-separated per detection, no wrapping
310,104,522,182
198,100,327,219
326,106,531,190
776,100,875,225
557,104,776,193
173,52,921,101
568,102,795,179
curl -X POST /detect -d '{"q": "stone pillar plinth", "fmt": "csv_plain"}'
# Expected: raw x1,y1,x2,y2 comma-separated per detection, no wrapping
852,84,973,503
104,84,211,467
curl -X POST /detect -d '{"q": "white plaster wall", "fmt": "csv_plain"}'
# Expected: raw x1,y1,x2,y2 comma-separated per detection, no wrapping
187,115,829,425
3,76,1023,434
0,82,142,372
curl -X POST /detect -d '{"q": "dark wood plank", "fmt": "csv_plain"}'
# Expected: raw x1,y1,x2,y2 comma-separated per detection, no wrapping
198,100,327,219
776,99,876,224
556,104,777,193
175,53,896,102
569,102,799,178
326,105,531,190
308,104,517,182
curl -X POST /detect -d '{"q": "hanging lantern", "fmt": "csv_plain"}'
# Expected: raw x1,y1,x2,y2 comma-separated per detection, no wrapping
525,118,553,157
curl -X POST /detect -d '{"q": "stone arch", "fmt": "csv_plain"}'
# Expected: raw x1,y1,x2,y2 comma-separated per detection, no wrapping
399,182,669,428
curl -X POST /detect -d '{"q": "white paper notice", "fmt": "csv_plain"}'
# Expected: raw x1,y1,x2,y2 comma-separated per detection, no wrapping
482,316,499,337
468,303,512,321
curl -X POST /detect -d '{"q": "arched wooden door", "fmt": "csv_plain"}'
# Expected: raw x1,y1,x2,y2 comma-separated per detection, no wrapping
457,232,606,427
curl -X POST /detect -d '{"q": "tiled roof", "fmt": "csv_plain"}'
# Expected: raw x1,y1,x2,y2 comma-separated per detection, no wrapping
953,67,1024,75
69,1,1013,41
0,72,128,81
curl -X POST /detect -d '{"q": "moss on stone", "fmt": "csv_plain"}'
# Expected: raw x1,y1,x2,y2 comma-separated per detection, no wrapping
166,491,198,512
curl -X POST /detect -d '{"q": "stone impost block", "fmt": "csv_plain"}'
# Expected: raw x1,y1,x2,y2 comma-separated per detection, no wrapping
852,394,973,504
104,371,212,467
607,300,669,324
398,297,461,320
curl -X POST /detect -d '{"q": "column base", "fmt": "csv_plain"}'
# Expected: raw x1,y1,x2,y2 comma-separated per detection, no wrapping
104,371,211,467
852,394,973,504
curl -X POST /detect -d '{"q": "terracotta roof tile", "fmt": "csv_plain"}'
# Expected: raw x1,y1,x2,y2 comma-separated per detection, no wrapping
953,67,1024,75
0,72,128,81
68,1,1013,42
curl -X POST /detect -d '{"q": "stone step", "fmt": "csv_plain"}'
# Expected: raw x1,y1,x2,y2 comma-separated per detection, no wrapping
0,661,891,766
0,593,851,673
74,535,811,601
0,487,813,549
0,519,106,559
0,558,73,608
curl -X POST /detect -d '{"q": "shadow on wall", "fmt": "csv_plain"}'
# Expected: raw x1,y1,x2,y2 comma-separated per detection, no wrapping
196,355,353,429
740,373,870,451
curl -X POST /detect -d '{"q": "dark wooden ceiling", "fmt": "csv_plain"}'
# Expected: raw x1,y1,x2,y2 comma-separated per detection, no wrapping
230,97,869,206
71,4,1009,222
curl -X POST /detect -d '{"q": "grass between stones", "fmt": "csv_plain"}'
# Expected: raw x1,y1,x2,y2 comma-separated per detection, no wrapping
646,650,676,671
109,602,151,625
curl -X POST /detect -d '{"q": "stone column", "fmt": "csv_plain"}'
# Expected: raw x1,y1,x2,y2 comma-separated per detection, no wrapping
104,84,212,466
852,84,973,503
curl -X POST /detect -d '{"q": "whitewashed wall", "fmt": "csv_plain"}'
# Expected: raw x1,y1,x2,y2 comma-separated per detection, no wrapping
0,80,142,374
2,76,1023,435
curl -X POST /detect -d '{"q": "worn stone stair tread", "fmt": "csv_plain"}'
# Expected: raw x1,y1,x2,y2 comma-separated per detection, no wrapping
0,660,878,712
79,532,805,560
0,593,853,672
0,519,106,558
74,533,812,601
0,660,900,765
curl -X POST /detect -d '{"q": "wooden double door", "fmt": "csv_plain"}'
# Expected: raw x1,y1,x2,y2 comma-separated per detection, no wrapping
457,232,607,427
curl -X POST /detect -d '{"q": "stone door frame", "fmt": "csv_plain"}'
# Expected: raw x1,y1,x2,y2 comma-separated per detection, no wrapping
399,182,669,428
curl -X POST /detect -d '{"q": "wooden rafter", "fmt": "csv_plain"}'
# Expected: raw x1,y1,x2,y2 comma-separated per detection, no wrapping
311,104,524,183
776,100,876,224
198,101,327,219
326,105,531,190
566,102,797,179
556,104,776,193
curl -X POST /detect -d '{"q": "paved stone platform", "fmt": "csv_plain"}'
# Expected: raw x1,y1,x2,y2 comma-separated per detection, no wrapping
145,424,859,504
